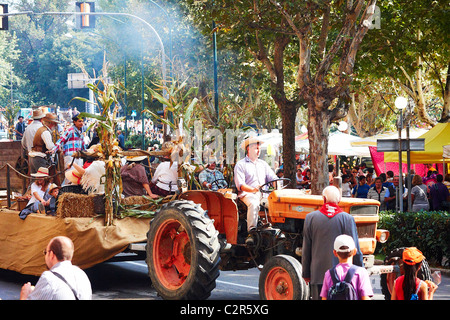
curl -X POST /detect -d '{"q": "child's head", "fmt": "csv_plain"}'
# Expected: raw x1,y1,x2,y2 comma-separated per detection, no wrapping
48,184,60,198
333,235,356,260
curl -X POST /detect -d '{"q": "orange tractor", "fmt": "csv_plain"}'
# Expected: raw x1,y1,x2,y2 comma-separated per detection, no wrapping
145,178,391,300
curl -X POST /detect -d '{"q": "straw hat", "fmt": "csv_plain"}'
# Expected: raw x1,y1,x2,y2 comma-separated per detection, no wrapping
65,168,83,185
32,108,46,120
42,112,60,124
126,155,147,162
31,167,49,178
240,136,264,150
48,183,61,192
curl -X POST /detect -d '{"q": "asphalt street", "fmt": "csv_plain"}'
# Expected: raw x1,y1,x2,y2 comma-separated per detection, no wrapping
0,259,449,301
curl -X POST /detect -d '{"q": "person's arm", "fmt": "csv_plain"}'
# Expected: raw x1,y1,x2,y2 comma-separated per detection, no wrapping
240,184,259,193
424,280,437,300
20,282,33,300
302,215,312,283
420,280,429,300
51,129,70,153
234,163,259,193
143,183,159,199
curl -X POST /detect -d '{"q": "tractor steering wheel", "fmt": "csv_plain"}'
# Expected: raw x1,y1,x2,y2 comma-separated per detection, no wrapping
259,178,291,194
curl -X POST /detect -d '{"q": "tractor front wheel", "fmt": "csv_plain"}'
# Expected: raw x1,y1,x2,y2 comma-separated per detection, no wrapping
146,200,221,300
259,254,308,300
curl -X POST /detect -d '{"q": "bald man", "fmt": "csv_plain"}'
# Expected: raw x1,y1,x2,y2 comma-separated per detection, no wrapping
20,236,92,300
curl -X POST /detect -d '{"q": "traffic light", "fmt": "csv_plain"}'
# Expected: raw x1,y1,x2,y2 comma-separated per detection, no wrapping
0,4,8,31
75,2,95,29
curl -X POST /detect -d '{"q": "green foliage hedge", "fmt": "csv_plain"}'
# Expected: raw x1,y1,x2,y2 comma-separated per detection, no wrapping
376,210,450,267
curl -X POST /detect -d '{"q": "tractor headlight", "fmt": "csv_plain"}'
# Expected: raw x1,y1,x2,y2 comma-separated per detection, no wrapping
376,229,390,243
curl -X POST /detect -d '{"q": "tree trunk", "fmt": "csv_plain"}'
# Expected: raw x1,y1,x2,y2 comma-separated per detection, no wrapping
442,63,450,123
307,102,330,195
280,102,298,189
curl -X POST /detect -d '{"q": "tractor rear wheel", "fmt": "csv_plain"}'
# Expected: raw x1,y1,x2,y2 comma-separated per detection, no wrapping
259,254,308,300
146,200,221,300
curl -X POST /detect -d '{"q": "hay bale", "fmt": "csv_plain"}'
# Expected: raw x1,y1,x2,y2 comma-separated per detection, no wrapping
120,194,175,211
56,193,100,218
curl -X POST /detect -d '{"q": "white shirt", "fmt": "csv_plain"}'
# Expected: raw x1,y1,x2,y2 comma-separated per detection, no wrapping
22,120,43,152
27,260,92,300
27,183,49,206
342,182,352,197
234,156,277,198
152,161,178,192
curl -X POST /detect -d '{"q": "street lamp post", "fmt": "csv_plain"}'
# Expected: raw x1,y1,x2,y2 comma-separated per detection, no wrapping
395,96,407,212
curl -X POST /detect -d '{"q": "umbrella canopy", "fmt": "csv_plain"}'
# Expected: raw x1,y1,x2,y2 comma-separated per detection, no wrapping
350,128,428,147
384,123,450,164
296,132,370,157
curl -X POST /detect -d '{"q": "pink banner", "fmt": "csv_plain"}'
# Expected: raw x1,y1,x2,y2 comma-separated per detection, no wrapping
368,146,443,177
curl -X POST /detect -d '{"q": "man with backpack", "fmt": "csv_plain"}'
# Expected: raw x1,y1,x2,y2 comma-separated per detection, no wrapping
320,235,373,300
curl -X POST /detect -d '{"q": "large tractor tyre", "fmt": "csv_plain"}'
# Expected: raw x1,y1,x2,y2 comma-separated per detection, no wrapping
380,247,432,300
259,254,309,300
146,200,221,300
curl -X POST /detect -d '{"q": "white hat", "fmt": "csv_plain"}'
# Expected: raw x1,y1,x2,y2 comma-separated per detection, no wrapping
240,136,264,150
334,235,356,253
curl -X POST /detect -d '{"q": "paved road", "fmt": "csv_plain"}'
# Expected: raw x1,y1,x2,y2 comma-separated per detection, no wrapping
1,259,449,300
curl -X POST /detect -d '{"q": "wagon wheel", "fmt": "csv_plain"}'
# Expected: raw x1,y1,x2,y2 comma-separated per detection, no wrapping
15,155,29,177
146,200,221,300
259,254,308,300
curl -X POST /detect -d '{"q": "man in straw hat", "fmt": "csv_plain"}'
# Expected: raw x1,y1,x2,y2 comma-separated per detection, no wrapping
28,113,59,174
21,107,46,158
234,135,278,246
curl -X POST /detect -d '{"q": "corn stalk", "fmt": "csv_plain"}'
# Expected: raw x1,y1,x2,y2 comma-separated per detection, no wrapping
72,61,123,226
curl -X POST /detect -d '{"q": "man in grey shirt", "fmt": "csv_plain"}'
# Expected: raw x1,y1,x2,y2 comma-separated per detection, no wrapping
302,186,363,300
20,236,92,300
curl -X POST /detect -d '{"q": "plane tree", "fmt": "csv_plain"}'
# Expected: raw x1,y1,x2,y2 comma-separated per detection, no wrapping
180,0,379,193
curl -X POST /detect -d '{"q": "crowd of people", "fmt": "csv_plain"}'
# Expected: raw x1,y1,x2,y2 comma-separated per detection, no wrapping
287,159,450,213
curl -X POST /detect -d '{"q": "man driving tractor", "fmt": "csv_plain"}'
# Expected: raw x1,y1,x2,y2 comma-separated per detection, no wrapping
234,136,278,246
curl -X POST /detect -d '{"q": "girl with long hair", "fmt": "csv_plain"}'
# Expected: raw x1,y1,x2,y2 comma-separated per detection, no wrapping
391,247,437,300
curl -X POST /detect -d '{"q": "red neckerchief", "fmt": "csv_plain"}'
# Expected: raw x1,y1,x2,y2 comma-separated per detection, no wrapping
319,203,343,218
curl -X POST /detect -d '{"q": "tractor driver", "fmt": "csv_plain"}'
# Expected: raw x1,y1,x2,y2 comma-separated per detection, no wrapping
234,136,278,246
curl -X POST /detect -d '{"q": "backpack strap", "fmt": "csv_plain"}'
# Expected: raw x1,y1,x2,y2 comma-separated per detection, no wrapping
343,265,358,283
329,266,339,285
330,265,357,284
415,280,422,295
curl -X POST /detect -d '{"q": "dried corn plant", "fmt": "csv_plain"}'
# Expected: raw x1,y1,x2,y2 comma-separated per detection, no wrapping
73,60,123,226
